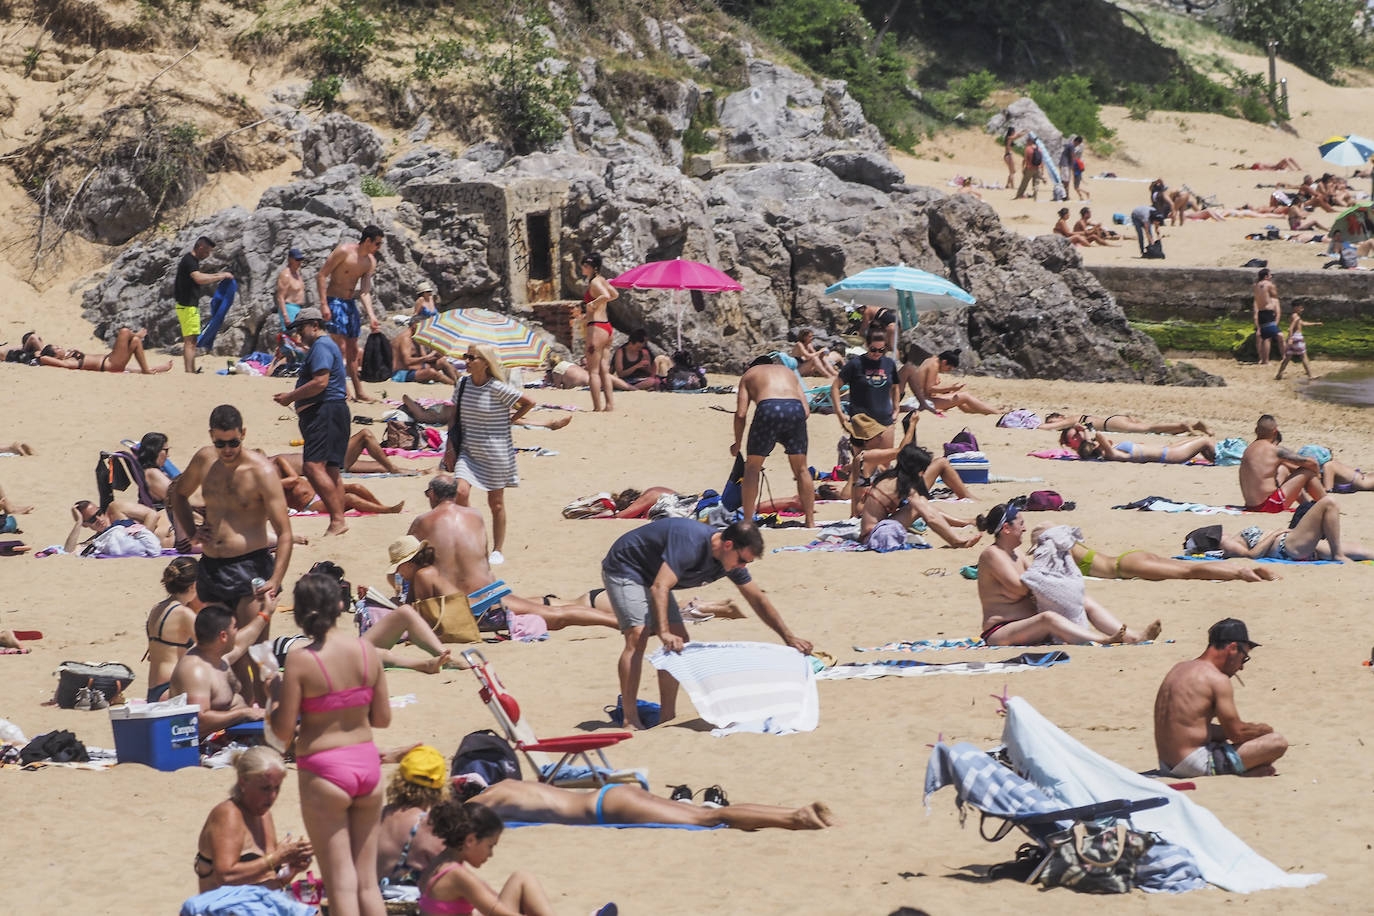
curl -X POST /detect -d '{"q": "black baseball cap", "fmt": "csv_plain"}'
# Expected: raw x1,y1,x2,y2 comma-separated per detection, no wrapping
1209,618,1259,649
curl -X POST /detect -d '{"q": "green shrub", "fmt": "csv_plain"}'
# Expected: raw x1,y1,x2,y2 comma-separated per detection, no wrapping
478,4,579,154
304,74,344,110
948,69,997,108
414,39,465,82
705,40,749,90
1027,73,1112,143
360,174,396,197
1231,0,1373,80
312,2,378,74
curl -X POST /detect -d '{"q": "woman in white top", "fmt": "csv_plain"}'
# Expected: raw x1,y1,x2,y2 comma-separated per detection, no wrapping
441,344,535,564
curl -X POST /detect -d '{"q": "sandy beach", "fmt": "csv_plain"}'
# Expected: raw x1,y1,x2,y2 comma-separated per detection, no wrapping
1,354,1372,914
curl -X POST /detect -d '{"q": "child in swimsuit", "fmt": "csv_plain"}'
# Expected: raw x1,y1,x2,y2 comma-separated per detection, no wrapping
420,798,603,916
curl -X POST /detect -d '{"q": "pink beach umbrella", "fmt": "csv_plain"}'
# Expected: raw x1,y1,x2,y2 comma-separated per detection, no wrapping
609,258,743,351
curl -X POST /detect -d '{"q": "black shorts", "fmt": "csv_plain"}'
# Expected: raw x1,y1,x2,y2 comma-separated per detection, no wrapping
746,398,809,457
300,399,350,467
198,548,274,607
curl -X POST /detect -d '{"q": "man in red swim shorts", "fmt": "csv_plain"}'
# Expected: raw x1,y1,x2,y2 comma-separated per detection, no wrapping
1237,414,1324,512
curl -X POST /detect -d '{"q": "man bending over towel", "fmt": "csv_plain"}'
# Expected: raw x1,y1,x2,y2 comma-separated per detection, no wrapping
1153,618,1287,777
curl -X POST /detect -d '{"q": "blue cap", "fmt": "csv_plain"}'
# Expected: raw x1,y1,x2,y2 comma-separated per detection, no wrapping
288,248,305,261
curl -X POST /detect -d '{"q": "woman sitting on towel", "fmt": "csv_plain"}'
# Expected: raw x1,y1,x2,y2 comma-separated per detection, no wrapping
859,444,980,548
454,773,835,832
144,557,201,701
376,746,449,888
135,432,175,506
194,747,314,893
845,414,973,512
1066,424,1216,464
1042,412,1211,437
1029,523,1278,583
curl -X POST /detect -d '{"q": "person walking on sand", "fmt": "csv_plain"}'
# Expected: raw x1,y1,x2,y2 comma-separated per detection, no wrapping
1153,618,1287,777
1014,137,1043,200
579,253,619,412
269,573,391,916
1001,126,1025,189
601,518,812,730
1252,269,1284,365
440,345,535,565
1238,414,1324,512
1274,302,1321,380
831,325,900,450
170,404,294,704
274,307,350,536
276,248,308,333
317,225,385,402
732,354,815,528
175,236,234,374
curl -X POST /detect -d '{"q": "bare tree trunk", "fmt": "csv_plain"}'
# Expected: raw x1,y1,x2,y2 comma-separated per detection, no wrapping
871,0,905,53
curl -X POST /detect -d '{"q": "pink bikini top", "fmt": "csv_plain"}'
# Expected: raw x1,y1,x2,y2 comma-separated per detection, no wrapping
419,863,475,915
300,637,374,714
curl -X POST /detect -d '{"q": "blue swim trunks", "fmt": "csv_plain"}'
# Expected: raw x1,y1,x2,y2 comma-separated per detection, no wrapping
326,297,361,338
391,369,417,383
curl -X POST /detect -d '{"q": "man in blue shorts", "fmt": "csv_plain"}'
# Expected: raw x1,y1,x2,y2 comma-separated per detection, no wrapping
600,518,813,729
732,353,814,526
273,307,349,535
316,225,384,402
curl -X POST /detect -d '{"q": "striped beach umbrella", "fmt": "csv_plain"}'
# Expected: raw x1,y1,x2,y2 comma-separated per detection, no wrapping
411,309,553,368
1317,135,1374,167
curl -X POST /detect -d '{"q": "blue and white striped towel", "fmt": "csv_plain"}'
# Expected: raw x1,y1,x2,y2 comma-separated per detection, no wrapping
648,641,819,737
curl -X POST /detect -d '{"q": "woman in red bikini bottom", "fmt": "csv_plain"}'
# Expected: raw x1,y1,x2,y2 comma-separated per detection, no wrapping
579,253,618,413
270,573,391,916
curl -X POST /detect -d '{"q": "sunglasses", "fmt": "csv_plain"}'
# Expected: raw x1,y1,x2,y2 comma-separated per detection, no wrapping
212,437,242,449
463,353,482,361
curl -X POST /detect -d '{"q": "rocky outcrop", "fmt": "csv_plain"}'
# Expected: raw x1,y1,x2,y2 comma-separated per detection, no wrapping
718,60,884,163
987,97,1064,167
300,113,386,177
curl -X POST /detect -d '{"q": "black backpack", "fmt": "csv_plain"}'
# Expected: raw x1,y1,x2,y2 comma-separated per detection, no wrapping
451,729,521,785
360,331,393,382
1030,146,1043,167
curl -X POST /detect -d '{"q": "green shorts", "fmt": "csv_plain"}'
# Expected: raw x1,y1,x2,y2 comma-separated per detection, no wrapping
175,304,201,338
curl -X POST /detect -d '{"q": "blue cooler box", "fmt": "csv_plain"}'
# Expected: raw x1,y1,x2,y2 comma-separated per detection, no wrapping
948,454,990,484
109,703,201,771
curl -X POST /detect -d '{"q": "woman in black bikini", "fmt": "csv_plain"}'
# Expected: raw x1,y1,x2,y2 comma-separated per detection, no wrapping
579,254,618,412
1042,412,1211,437
37,327,172,373
859,444,981,548
144,557,201,702
194,747,314,893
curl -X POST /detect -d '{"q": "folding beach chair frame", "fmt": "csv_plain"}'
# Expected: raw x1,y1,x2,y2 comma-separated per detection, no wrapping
459,649,644,788
975,795,1169,883
96,450,159,511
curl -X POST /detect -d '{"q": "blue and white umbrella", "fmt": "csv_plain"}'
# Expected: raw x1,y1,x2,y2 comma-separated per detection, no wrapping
1318,134,1374,167
825,264,976,317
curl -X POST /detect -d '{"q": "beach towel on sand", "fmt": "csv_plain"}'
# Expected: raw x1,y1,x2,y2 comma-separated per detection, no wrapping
1113,495,1242,515
1001,697,1324,892
180,885,316,916
648,641,818,737
818,651,1068,679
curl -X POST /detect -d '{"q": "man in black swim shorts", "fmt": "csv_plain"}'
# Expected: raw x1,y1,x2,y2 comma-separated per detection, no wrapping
732,354,814,527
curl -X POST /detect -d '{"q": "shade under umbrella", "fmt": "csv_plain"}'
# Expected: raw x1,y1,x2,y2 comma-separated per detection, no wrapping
826,265,975,326
1328,202,1374,244
609,258,743,350
1318,135,1374,167
411,308,553,368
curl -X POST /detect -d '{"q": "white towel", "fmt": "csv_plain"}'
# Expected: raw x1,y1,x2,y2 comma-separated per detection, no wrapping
1021,524,1087,628
648,641,818,737
1002,697,1324,892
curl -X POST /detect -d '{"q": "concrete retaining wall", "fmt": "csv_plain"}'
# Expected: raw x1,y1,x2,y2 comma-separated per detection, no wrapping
1087,265,1374,321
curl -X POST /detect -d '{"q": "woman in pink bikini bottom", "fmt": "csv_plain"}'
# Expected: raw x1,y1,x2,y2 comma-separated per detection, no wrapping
270,573,391,916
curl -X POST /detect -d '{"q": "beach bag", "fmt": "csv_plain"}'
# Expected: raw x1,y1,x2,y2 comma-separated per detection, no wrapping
19,729,90,764
412,593,480,644
451,729,522,784
1214,437,1247,466
605,696,662,728
359,331,392,382
54,661,135,709
943,428,979,455
1037,820,1156,894
1030,146,1043,167
289,871,324,905
382,417,422,450
445,377,468,468
1143,240,1165,259
1182,524,1223,553
1026,490,1065,511
1340,245,1358,269
997,409,1041,429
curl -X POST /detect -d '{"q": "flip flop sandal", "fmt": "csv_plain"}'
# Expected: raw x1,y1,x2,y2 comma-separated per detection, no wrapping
12,630,42,640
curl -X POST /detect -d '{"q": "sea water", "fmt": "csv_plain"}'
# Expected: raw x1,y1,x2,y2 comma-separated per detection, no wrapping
1301,365,1374,408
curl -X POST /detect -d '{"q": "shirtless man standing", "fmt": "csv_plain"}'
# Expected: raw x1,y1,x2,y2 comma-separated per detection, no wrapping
732,354,814,527
1238,414,1324,512
1153,618,1287,777
907,349,1000,415
316,225,384,402
1252,269,1284,365
275,248,308,332
168,603,270,737
975,502,1160,645
170,404,293,704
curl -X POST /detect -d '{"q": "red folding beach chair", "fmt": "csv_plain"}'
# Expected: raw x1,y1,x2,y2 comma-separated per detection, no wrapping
460,649,645,788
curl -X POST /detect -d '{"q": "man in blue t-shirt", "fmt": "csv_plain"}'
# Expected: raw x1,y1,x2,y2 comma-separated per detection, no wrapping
832,324,901,450
273,306,349,535
601,517,813,729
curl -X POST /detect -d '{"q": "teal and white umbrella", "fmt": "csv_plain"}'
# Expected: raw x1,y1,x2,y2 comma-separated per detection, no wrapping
826,264,975,326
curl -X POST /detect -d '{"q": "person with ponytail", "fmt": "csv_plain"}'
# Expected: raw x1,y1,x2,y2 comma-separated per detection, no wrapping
144,556,201,701
419,799,570,916
269,572,391,916
859,444,981,548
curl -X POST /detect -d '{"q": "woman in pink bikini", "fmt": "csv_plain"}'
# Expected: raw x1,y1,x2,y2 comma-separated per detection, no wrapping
419,798,614,916
578,253,618,412
270,573,391,916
